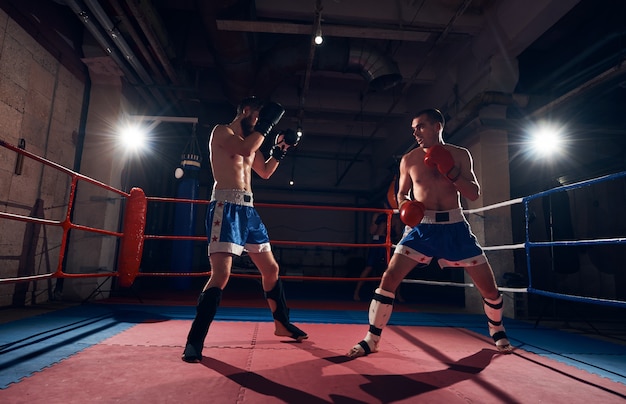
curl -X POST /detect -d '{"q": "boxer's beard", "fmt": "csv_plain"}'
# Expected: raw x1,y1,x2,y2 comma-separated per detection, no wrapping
241,116,255,137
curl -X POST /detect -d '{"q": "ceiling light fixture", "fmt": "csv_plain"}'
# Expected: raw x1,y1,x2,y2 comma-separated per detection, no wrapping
313,0,323,46
314,25,323,45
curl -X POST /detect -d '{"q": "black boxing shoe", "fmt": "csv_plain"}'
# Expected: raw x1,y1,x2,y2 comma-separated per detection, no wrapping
181,343,202,363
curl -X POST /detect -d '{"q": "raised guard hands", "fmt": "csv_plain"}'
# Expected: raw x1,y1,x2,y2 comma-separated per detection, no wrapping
255,101,285,137
281,128,302,146
270,128,301,161
424,144,460,182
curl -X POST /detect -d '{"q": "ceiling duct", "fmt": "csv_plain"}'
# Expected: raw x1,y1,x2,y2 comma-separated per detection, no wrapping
253,37,402,98
345,39,403,92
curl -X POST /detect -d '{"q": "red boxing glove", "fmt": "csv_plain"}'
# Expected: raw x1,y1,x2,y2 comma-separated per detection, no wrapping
399,200,425,228
424,144,456,180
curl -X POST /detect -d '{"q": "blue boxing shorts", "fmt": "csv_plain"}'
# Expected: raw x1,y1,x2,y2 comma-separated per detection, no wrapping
395,208,487,268
206,189,271,256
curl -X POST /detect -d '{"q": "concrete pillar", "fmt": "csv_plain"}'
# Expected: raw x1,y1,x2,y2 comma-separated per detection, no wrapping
62,57,126,300
453,53,520,319
462,105,515,318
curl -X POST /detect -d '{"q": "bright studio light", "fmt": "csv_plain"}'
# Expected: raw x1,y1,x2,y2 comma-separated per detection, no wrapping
529,123,564,157
119,123,148,151
314,24,323,45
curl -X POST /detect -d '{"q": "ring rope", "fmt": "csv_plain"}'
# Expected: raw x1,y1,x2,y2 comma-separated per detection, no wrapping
482,243,526,251
529,288,626,309
528,237,626,248
1,140,625,308
524,170,626,201
462,197,525,214
400,278,527,293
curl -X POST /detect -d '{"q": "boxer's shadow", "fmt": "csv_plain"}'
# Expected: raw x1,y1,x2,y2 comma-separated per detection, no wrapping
201,352,333,404
293,339,512,403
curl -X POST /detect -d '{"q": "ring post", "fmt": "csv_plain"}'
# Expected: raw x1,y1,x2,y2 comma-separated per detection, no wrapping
118,187,147,288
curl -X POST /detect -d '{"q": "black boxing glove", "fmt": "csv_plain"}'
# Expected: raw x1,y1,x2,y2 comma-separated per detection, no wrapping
270,145,286,161
280,128,302,147
254,101,285,137
270,131,288,161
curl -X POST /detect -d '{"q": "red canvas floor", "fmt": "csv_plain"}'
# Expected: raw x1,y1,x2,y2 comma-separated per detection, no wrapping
2,320,625,403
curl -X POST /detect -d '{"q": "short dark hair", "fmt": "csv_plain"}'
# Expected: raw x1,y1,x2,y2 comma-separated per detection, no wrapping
414,108,445,128
237,96,264,115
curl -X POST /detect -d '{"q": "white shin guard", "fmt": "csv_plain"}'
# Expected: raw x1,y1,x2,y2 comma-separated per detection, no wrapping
363,288,395,350
483,294,512,352
483,294,503,330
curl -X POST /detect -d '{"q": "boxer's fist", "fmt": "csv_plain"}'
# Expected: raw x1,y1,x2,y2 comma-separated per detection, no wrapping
279,128,301,147
254,101,285,137
274,129,301,148
270,145,286,160
424,144,455,178
270,130,293,161
399,200,425,228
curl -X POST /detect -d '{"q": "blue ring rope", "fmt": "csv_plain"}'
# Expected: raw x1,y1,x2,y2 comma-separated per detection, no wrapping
404,170,626,309
523,170,626,308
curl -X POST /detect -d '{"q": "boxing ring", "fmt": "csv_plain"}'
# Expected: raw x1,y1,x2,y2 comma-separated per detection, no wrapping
2,139,625,305
1,140,626,402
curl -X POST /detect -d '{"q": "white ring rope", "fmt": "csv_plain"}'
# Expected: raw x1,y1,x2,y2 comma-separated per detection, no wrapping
391,197,525,217
389,185,626,296
462,197,525,215
399,198,530,291
399,179,626,301
400,278,528,293
482,243,526,251
399,197,532,292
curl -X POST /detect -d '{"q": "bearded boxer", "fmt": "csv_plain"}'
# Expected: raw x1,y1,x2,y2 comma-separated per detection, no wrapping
182,97,307,363
347,108,513,358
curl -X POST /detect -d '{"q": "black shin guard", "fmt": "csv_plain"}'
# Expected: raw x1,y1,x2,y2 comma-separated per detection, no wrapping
264,278,307,340
265,278,289,324
182,287,222,362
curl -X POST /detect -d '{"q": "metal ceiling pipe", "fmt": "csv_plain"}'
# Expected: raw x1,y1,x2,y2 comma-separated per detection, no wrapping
253,37,402,97
108,0,168,87
81,0,167,106
63,0,156,108
120,0,182,87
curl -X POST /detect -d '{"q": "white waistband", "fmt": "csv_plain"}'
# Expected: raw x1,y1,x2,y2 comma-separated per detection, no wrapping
211,189,254,206
421,209,465,224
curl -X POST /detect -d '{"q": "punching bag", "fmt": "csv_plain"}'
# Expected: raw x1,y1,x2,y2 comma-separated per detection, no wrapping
171,154,201,290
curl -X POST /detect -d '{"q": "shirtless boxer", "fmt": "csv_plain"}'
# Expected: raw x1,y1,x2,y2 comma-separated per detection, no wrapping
182,97,307,363
347,108,513,358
